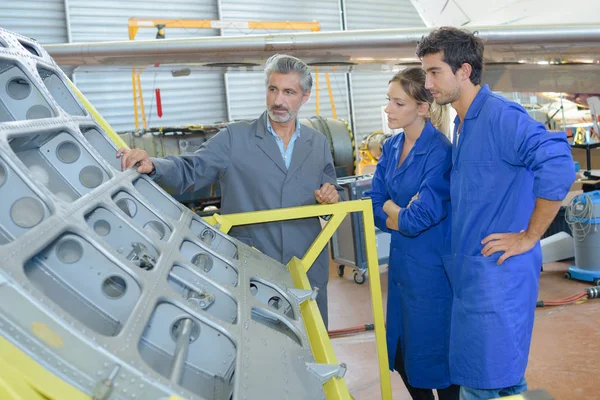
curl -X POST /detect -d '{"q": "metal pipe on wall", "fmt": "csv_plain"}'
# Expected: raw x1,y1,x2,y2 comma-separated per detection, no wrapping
216,0,232,123
63,0,72,44
339,0,358,163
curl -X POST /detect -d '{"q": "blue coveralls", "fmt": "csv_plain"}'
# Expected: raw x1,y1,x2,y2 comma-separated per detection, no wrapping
445,85,575,389
366,121,453,389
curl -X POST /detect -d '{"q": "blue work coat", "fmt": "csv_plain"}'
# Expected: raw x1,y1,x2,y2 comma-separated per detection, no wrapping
366,121,453,389
445,85,575,389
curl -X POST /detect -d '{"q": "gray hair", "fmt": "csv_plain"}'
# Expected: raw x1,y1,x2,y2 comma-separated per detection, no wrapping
264,54,313,93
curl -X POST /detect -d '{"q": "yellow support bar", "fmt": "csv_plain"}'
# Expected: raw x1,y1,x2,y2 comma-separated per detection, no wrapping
287,257,351,399
203,200,392,400
67,80,129,149
135,72,147,129
131,67,140,130
0,335,90,400
315,67,320,116
128,18,320,37
301,212,346,273
0,333,185,400
311,70,339,119
362,205,392,399
325,73,337,119
212,213,234,234
204,202,361,227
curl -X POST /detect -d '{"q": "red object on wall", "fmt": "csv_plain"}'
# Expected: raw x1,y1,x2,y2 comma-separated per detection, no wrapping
155,89,163,118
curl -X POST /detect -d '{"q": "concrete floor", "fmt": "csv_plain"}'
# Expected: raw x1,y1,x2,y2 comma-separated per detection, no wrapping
328,259,600,400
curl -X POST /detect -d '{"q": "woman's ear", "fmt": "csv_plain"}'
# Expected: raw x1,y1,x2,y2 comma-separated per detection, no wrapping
417,102,429,117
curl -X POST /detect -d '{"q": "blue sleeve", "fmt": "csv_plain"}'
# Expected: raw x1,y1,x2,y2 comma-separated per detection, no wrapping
151,127,231,195
397,139,451,237
496,105,576,200
364,141,392,233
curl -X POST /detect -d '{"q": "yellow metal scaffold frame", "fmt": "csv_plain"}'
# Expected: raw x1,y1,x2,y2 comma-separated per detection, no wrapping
203,201,391,399
127,17,338,129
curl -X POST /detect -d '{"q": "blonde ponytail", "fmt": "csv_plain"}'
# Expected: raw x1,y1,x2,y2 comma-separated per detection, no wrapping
429,102,451,138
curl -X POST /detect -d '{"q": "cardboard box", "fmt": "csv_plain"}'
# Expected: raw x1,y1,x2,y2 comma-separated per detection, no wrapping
572,147,600,171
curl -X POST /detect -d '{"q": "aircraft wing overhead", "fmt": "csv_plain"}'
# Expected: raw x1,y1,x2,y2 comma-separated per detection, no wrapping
44,24,600,93
45,24,600,68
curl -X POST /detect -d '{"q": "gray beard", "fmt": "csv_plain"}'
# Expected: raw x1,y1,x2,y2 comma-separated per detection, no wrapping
268,108,298,123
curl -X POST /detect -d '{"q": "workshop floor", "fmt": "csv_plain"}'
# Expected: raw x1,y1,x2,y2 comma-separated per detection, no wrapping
328,259,600,400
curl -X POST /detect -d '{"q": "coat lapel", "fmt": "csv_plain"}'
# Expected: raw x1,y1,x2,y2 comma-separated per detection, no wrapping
395,145,415,177
285,128,312,183
452,85,491,165
395,121,437,177
254,112,287,174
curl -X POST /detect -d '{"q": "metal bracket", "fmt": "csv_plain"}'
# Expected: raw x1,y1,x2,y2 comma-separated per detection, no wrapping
306,362,347,385
125,242,156,270
186,288,215,310
287,287,319,304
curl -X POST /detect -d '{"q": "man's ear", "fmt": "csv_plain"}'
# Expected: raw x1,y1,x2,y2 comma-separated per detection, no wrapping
460,63,472,82
301,90,311,105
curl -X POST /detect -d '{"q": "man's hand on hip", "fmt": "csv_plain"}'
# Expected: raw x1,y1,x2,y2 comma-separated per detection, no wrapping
314,183,339,204
116,148,155,174
481,230,537,265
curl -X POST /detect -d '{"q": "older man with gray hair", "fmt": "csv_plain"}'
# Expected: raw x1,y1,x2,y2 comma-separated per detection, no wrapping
117,54,340,326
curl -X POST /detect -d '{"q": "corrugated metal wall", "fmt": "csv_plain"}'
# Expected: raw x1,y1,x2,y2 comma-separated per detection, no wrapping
344,0,424,30
344,0,425,139
0,0,67,44
349,73,394,137
221,0,350,122
68,0,217,42
69,0,226,132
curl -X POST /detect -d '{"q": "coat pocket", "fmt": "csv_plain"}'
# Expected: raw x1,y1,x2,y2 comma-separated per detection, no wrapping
459,255,505,314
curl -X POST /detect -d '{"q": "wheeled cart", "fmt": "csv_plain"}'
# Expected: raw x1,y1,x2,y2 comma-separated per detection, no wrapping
331,175,391,284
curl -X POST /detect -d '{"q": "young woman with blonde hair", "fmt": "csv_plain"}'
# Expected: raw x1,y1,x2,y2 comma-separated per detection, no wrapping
366,67,458,400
